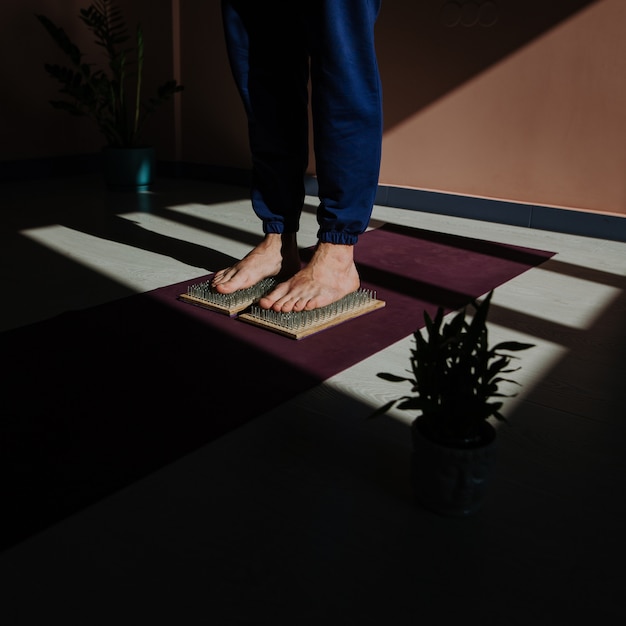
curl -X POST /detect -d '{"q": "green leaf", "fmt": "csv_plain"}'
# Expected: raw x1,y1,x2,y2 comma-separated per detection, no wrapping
367,400,397,419
36,15,83,66
377,372,412,383
492,340,535,352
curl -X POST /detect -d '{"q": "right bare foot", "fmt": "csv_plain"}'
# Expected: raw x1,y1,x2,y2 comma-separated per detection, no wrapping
210,233,301,294
258,242,360,313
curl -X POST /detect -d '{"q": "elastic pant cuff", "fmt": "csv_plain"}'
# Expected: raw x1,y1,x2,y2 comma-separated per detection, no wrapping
317,231,359,245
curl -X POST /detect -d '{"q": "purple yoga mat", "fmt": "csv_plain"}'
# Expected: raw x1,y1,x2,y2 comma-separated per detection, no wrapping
155,223,554,378
0,223,554,550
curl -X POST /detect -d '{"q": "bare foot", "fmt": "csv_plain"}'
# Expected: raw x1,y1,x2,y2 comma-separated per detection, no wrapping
211,233,301,294
258,242,360,313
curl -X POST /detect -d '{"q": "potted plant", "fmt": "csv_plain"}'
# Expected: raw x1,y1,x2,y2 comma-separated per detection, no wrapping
36,0,184,191
370,290,535,516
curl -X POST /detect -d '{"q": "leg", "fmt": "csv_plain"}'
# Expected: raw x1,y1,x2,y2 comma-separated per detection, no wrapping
213,1,309,293
259,0,383,312
310,0,384,246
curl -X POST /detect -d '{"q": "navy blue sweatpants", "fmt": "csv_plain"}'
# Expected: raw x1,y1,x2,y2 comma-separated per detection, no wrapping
221,0,383,245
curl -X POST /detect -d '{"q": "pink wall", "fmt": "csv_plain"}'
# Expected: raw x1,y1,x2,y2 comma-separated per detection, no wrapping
376,0,626,217
3,0,625,218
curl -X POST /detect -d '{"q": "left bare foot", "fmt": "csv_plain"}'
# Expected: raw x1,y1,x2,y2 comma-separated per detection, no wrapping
258,242,360,312
210,233,300,294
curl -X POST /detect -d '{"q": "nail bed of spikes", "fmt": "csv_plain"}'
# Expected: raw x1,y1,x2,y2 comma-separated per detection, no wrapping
186,277,277,308
246,288,378,330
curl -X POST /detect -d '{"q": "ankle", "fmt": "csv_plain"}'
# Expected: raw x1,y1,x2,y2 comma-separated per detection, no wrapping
315,241,354,263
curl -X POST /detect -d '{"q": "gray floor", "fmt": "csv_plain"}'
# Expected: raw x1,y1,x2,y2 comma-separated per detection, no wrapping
1,175,625,625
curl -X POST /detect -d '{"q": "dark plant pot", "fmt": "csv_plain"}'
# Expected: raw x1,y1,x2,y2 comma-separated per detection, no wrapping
410,415,497,517
101,146,156,192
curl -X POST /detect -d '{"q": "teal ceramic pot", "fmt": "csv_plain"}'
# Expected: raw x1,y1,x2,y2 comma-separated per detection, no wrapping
101,146,156,192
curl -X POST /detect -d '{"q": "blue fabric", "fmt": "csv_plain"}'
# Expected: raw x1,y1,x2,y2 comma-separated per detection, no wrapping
221,0,383,244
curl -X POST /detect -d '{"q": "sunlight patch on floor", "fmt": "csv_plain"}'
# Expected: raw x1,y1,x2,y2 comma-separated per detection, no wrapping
491,266,622,330
120,208,254,253
20,224,207,290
